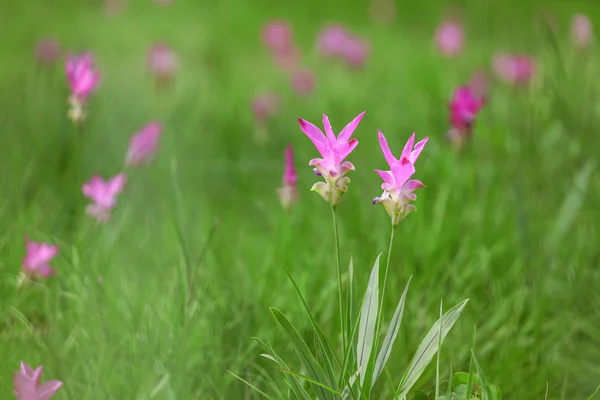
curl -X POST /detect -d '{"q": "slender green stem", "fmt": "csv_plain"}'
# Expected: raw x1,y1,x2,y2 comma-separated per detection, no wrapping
372,223,396,375
331,207,346,354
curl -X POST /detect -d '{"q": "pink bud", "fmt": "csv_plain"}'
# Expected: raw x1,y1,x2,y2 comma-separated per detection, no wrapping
126,122,163,166
316,24,351,58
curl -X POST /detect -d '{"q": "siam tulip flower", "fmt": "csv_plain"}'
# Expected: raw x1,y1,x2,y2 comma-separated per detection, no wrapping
369,0,397,25
65,52,100,123
291,68,316,96
82,173,127,222
35,38,60,65
147,42,179,86
571,14,593,50
316,24,351,58
13,362,63,400
261,20,294,54
297,111,365,207
446,84,486,150
276,145,299,211
125,122,163,166
340,35,370,68
373,131,428,226
492,53,537,86
434,20,464,57
20,238,58,284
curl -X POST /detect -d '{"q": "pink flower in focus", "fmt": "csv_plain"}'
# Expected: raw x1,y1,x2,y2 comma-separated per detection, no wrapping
65,52,100,120
297,111,365,206
492,53,537,86
82,173,127,222
316,25,351,58
126,122,163,166
373,131,428,225
434,20,464,57
13,362,63,400
252,92,279,126
262,20,293,53
571,14,593,49
449,86,486,131
369,0,397,25
291,68,315,96
340,35,369,68
277,145,299,211
147,43,178,83
35,38,60,65
22,238,58,280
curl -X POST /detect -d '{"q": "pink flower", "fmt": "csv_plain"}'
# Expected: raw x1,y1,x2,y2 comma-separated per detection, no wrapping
297,111,365,206
35,38,60,65
340,35,370,68
434,20,464,57
13,362,62,400
82,173,127,222
277,145,299,211
126,122,163,166
571,14,593,49
316,25,351,58
65,52,100,103
449,85,486,131
492,53,537,86
291,68,315,96
22,238,58,280
262,20,293,53
252,92,279,126
147,43,178,82
373,131,428,225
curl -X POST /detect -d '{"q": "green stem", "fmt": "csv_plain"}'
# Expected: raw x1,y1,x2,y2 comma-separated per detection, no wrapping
331,207,346,354
373,223,396,371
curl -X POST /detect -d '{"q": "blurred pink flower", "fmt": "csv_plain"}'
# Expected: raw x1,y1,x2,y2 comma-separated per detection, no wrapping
147,43,178,83
35,38,60,65
373,131,428,225
22,238,58,280
434,20,464,57
291,68,315,96
449,86,485,131
277,145,299,211
82,173,127,222
369,0,397,25
273,45,301,70
65,52,100,103
252,92,279,126
340,35,369,68
316,25,351,58
13,362,62,400
126,122,163,166
262,20,293,53
492,53,537,86
571,14,593,49
468,69,489,99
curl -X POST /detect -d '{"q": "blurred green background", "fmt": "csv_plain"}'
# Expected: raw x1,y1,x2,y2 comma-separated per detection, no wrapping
1,0,600,398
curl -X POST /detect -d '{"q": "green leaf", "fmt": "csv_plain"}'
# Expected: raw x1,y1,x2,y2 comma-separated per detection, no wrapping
396,299,469,398
452,372,475,389
471,351,493,400
340,367,361,400
411,390,430,399
227,371,276,400
357,254,381,387
270,308,331,399
372,277,412,386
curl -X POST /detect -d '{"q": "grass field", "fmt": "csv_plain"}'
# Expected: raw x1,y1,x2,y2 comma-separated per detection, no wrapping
1,0,600,398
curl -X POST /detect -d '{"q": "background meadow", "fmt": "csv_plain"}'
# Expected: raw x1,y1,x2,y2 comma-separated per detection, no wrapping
1,0,600,398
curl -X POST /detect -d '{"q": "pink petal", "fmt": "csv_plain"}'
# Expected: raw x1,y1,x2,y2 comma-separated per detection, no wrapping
390,158,416,187
338,111,366,142
298,118,329,158
37,380,63,400
409,137,429,165
375,169,395,186
403,179,425,192
377,130,397,167
107,173,126,197
332,138,358,165
322,114,337,145
399,133,416,161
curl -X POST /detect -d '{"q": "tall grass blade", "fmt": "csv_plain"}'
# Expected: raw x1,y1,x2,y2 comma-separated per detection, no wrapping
357,254,381,387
